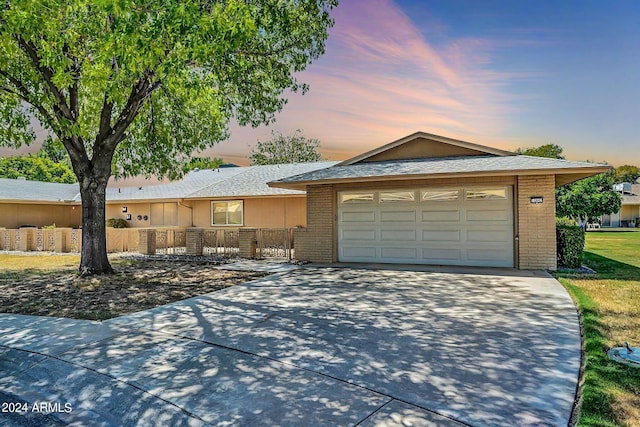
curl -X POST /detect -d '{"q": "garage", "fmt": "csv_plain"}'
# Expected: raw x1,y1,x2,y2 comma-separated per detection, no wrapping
337,186,514,267
269,131,610,269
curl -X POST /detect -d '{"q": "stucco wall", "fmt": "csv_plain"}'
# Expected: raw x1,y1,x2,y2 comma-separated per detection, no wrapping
0,203,81,228
191,197,306,228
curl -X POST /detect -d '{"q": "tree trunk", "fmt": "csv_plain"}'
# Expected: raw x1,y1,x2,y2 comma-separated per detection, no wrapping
78,173,113,275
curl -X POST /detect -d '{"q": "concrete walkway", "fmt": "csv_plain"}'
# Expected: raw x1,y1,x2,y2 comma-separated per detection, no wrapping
1,266,580,426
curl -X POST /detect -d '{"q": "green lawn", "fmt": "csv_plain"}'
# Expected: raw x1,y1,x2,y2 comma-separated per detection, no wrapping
557,229,640,426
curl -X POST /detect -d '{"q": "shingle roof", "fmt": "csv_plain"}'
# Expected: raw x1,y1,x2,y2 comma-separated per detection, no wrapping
105,168,245,201
0,178,80,202
0,162,338,203
188,162,337,198
270,155,609,186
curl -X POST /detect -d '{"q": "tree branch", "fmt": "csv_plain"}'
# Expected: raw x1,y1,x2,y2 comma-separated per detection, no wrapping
0,69,60,133
15,36,74,120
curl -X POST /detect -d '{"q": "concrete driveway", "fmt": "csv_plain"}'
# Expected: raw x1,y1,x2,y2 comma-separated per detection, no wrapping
1,266,580,426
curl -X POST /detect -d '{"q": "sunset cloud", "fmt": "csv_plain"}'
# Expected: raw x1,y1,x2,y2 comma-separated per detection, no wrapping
213,0,530,164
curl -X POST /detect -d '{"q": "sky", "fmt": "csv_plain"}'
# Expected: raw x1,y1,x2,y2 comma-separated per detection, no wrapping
211,0,640,166
2,0,639,167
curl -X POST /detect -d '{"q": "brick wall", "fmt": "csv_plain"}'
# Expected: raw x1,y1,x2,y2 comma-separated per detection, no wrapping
294,184,335,263
517,175,557,270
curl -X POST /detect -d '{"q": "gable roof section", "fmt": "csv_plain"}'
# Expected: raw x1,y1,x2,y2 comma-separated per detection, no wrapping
187,162,338,198
337,131,515,166
0,178,80,203
270,155,611,190
105,168,245,201
0,162,337,204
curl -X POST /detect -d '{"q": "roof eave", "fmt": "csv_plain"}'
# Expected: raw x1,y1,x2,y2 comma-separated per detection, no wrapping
269,165,611,190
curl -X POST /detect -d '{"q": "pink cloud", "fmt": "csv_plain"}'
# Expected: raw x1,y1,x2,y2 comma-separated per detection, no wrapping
207,0,534,162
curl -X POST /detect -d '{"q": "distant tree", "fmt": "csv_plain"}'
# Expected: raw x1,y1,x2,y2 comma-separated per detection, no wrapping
556,171,622,224
0,1,336,275
614,164,640,184
38,137,71,166
184,157,224,173
515,144,565,159
0,155,75,183
249,129,323,165
521,144,621,225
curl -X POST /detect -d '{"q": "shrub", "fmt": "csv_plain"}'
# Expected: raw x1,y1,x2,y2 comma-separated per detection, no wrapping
106,218,128,228
556,219,585,268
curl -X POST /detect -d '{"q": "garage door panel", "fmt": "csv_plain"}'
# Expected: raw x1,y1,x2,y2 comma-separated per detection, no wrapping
380,247,418,259
338,186,514,267
380,210,416,222
421,248,461,261
381,230,416,241
342,229,376,241
466,230,511,243
422,230,461,241
466,209,510,221
342,211,375,222
341,246,377,259
421,210,460,222
466,248,512,264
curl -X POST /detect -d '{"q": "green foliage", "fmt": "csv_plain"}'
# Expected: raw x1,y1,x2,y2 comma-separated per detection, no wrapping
614,164,640,184
183,156,224,174
106,218,128,228
556,216,578,227
39,137,71,166
0,155,76,183
556,221,585,268
556,171,622,222
249,129,323,165
515,143,565,159
0,0,337,179
0,0,336,272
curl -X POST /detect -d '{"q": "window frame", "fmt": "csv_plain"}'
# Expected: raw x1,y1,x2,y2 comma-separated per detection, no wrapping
150,202,178,226
421,189,460,202
379,190,416,203
465,188,508,201
211,200,244,226
339,192,376,204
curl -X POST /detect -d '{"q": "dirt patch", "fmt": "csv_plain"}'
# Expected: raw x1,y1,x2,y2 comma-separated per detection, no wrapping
0,258,268,320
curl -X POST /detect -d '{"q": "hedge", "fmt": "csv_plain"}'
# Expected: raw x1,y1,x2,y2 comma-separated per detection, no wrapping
106,218,129,229
556,220,585,268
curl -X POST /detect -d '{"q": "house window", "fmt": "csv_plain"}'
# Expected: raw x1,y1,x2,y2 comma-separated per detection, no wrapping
465,189,507,200
421,190,459,201
150,202,178,226
380,191,415,202
212,201,243,226
340,192,375,203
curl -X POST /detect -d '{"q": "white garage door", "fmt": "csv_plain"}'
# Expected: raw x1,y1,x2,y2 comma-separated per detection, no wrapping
338,186,514,267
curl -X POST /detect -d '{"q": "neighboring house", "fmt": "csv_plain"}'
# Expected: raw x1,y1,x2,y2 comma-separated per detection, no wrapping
0,162,336,230
270,131,609,270
601,183,640,227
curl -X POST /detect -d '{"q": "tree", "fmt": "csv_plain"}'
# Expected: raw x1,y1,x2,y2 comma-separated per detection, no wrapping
614,164,640,184
556,171,622,224
0,1,336,275
0,155,75,183
515,144,565,159
519,144,621,224
249,129,323,165
184,156,224,174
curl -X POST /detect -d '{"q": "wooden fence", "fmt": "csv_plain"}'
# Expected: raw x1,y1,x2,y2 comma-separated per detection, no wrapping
0,227,294,259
